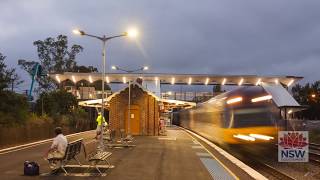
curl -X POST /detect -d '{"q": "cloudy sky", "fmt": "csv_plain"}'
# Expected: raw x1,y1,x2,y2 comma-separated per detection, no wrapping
1,0,320,92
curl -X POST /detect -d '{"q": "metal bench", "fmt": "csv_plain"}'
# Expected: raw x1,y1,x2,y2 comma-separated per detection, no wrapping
48,138,83,175
119,129,134,145
106,129,136,148
83,140,113,175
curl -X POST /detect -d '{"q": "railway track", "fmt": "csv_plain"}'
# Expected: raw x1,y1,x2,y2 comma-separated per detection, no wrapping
251,161,295,180
309,143,320,166
187,129,295,180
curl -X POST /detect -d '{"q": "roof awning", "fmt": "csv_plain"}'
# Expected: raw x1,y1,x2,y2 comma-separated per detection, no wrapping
261,83,300,107
50,72,303,87
78,82,196,108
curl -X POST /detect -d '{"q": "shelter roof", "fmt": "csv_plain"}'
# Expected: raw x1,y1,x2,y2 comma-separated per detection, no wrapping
50,72,303,86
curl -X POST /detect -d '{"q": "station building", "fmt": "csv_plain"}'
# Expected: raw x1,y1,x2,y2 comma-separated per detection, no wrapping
107,82,160,136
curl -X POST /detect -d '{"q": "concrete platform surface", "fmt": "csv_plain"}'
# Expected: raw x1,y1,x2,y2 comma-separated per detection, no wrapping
0,127,238,179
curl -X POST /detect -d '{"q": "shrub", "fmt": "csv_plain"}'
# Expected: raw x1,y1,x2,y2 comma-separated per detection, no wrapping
0,91,28,126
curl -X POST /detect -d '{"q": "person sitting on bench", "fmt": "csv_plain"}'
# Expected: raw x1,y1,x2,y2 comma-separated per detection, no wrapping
44,127,68,169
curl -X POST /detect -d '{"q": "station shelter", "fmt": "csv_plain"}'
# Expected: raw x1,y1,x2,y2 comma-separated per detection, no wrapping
107,82,160,136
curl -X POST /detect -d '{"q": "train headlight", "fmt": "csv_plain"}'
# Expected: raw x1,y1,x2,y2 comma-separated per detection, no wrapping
249,134,274,141
233,134,255,141
226,97,243,104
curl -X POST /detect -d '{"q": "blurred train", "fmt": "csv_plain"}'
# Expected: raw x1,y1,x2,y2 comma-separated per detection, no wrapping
176,86,295,145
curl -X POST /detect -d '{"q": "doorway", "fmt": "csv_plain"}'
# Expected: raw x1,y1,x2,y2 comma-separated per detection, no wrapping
124,105,140,135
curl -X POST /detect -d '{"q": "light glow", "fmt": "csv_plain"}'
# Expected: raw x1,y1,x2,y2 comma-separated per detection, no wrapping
238,78,244,86
167,91,172,95
287,79,294,87
171,77,175,85
126,28,138,38
275,79,279,85
155,77,159,86
188,77,192,85
71,75,76,83
311,94,316,98
251,95,272,103
249,134,274,141
106,76,110,83
123,77,127,84
222,78,226,85
55,75,61,83
89,76,93,83
111,65,117,70
233,134,255,141
72,29,81,35
288,110,293,114
205,78,209,85
143,66,149,70
226,97,243,104
255,78,261,86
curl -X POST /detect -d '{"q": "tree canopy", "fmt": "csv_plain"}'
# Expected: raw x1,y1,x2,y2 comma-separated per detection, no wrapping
19,35,84,92
292,81,320,120
0,53,22,91
36,90,77,117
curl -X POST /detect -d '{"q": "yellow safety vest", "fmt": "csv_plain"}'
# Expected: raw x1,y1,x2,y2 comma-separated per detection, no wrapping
96,115,106,126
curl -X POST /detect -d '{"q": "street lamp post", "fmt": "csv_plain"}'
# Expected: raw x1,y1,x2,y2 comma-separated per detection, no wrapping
73,28,138,150
111,65,148,136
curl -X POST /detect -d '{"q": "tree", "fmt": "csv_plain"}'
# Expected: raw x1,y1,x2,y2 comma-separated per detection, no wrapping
0,53,22,91
35,90,77,117
19,35,83,92
292,81,320,120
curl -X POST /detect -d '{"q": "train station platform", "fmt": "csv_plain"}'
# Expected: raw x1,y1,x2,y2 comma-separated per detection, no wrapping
43,126,240,179
104,126,237,180
0,127,266,179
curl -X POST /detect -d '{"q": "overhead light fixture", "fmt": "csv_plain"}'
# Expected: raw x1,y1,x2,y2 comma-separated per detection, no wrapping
188,77,192,85
55,75,61,83
255,78,261,86
72,29,85,35
126,27,139,38
226,97,243,104
251,95,272,103
72,75,76,83
171,77,175,85
89,76,93,83
155,77,159,86
311,94,316,98
288,110,293,114
222,78,226,85
287,79,294,87
238,78,244,86
205,78,209,85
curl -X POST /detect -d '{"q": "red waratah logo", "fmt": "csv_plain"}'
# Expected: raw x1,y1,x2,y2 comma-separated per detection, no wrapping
279,132,308,149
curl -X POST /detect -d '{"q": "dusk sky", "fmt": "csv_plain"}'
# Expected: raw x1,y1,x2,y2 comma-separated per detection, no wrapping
1,0,320,92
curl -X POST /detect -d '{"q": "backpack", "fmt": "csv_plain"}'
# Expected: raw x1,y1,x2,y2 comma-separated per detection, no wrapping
24,161,39,176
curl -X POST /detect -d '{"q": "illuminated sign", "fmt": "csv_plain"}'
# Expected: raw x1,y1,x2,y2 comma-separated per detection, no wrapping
278,131,308,162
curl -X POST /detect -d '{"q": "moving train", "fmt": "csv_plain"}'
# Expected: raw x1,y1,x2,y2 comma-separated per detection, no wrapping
177,86,291,145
